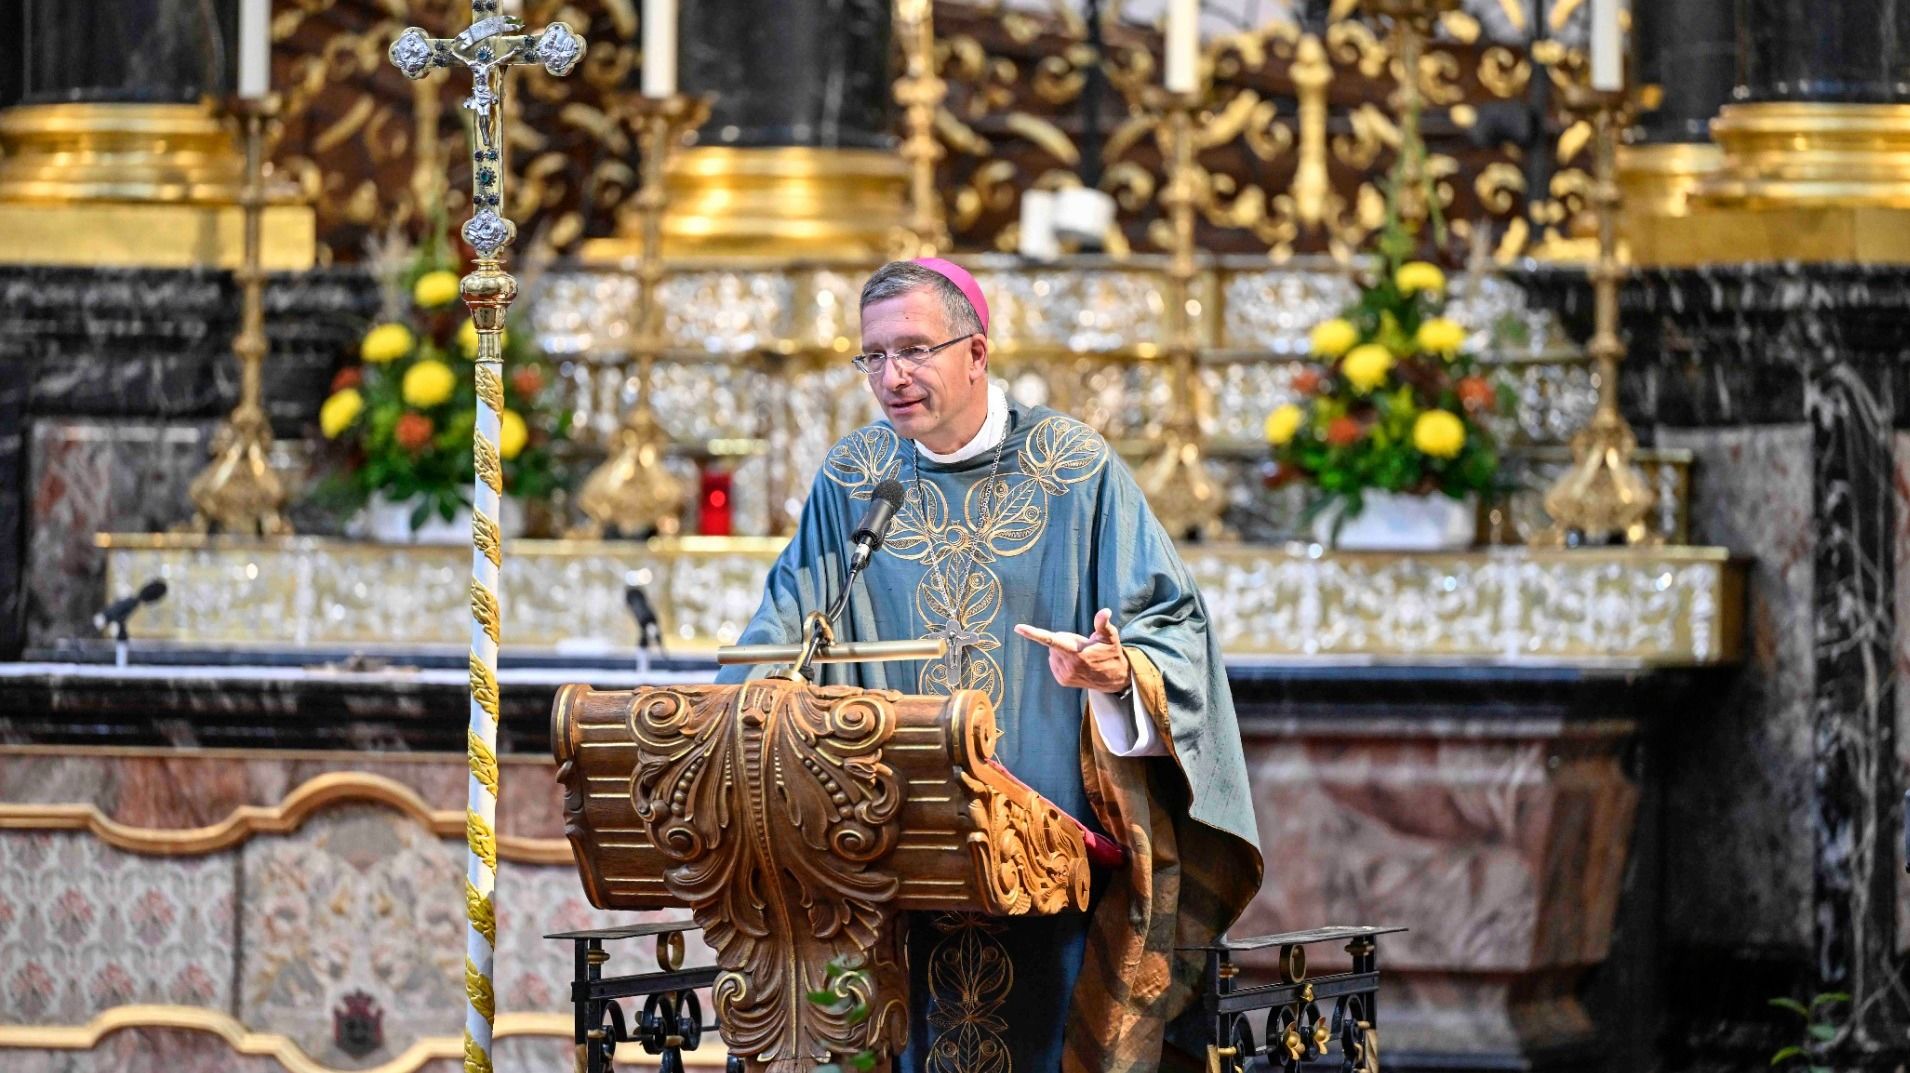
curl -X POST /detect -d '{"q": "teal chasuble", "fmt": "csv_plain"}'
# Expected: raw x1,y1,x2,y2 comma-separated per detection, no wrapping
720,400,1262,1073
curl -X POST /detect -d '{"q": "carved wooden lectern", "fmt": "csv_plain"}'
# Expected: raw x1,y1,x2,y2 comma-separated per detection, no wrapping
553,675,1097,1072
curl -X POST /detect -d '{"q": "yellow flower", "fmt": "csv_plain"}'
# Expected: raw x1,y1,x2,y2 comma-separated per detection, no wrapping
1416,317,1467,357
499,409,528,460
412,270,462,309
319,388,363,439
1339,343,1395,394
1413,409,1467,458
360,323,414,364
1308,318,1360,358
458,318,507,358
402,359,458,408
1264,403,1304,446
1395,261,1446,296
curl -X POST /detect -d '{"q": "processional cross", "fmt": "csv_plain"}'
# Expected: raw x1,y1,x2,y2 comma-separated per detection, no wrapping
385,8,583,1073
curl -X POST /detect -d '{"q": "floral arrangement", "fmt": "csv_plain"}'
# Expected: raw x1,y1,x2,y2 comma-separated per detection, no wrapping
1263,249,1507,531
316,233,571,531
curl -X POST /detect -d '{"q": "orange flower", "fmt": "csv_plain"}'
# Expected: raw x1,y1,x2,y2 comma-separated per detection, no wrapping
1457,376,1496,413
511,365,544,399
395,412,435,452
1325,416,1365,447
330,366,363,393
1291,367,1322,396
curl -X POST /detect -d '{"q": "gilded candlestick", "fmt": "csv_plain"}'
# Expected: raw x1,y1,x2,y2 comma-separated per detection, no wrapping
576,94,709,538
1539,84,1656,545
1135,88,1227,538
893,0,950,256
189,94,290,536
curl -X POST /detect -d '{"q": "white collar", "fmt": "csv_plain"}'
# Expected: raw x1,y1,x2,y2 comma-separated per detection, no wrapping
915,383,1008,464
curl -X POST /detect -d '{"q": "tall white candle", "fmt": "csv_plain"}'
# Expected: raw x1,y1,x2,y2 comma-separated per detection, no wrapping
641,0,678,98
238,0,270,99
1165,0,1199,94
1589,0,1622,91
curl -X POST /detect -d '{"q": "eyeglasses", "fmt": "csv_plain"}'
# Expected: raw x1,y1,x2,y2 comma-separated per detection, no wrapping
851,334,971,375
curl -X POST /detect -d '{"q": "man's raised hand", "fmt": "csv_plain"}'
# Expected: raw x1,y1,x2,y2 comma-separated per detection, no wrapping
1013,608,1131,694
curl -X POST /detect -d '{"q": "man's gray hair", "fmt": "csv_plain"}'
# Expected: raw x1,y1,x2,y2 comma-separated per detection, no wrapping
859,261,985,338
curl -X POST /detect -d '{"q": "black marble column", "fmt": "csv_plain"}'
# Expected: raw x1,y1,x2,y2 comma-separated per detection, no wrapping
21,0,238,105
1737,0,1910,103
0,266,380,649
1633,0,1735,142
1604,265,1910,1072
679,0,893,149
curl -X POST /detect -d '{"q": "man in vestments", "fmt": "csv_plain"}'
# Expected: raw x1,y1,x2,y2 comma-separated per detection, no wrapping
722,258,1263,1072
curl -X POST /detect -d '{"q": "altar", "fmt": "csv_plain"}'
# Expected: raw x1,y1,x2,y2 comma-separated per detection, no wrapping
2,0,1898,1070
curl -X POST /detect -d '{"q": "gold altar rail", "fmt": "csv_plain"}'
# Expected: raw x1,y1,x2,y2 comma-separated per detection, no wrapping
99,534,1744,665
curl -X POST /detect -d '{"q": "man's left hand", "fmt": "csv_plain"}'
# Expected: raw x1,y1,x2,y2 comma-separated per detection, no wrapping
1013,608,1131,694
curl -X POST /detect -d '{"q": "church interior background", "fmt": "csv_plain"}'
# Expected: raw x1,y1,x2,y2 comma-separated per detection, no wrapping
2,0,1907,1070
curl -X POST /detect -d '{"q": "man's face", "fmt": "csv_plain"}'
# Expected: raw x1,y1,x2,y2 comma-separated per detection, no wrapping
859,288,987,453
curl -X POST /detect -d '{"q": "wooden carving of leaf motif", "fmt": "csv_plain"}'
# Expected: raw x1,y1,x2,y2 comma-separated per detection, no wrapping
627,683,908,1070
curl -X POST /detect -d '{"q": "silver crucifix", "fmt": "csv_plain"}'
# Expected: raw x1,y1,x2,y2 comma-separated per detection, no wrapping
388,6,584,258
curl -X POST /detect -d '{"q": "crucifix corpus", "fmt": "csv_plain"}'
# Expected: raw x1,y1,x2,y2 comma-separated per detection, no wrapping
385,8,584,1073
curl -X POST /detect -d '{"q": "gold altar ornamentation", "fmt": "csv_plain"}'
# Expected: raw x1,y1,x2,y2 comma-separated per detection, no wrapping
189,95,294,536
385,10,585,1073
0,768,569,864
1539,84,1656,546
1628,101,1910,265
1140,87,1228,537
0,100,315,269
98,533,1746,663
576,95,708,538
896,0,953,256
553,679,1092,1072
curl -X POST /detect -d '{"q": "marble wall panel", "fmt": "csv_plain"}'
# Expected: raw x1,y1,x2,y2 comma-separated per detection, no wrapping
25,421,212,648
1654,426,1816,951
1234,719,1639,1060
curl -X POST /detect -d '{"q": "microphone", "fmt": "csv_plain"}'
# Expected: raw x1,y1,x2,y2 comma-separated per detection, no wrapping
624,577,664,654
848,480,907,571
94,579,167,639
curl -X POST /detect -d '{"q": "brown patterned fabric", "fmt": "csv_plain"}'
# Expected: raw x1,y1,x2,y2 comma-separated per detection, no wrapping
1063,649,1265,1073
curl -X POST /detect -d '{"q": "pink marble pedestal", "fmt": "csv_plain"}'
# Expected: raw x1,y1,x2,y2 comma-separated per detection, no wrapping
1232,706,1643,1070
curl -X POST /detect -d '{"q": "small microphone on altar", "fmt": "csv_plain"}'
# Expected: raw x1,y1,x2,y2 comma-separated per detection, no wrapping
624,570,665,674
94,579,167,640
849,479,906,572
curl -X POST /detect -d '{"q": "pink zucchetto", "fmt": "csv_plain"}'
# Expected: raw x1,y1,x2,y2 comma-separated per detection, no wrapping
911,257,990,335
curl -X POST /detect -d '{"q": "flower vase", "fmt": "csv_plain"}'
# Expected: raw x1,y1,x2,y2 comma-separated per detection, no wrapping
1312,492,1476,551
356,494,526,545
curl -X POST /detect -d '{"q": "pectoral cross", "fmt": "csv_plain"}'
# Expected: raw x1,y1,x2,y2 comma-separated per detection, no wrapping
932,622,985,692
385,9,582,1073
388,5,584,258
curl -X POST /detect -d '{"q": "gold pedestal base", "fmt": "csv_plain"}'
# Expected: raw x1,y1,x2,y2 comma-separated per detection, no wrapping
0,101,315,269
1618,142,1722,221
1629,102,1910,266
580,146,909,263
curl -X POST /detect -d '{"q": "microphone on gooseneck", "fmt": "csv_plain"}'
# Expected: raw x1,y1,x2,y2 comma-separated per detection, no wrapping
849,480,907,571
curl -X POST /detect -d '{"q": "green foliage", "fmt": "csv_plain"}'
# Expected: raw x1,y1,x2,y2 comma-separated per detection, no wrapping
1768,991,1849,1073
313,220,573,531
809,956,876,1073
